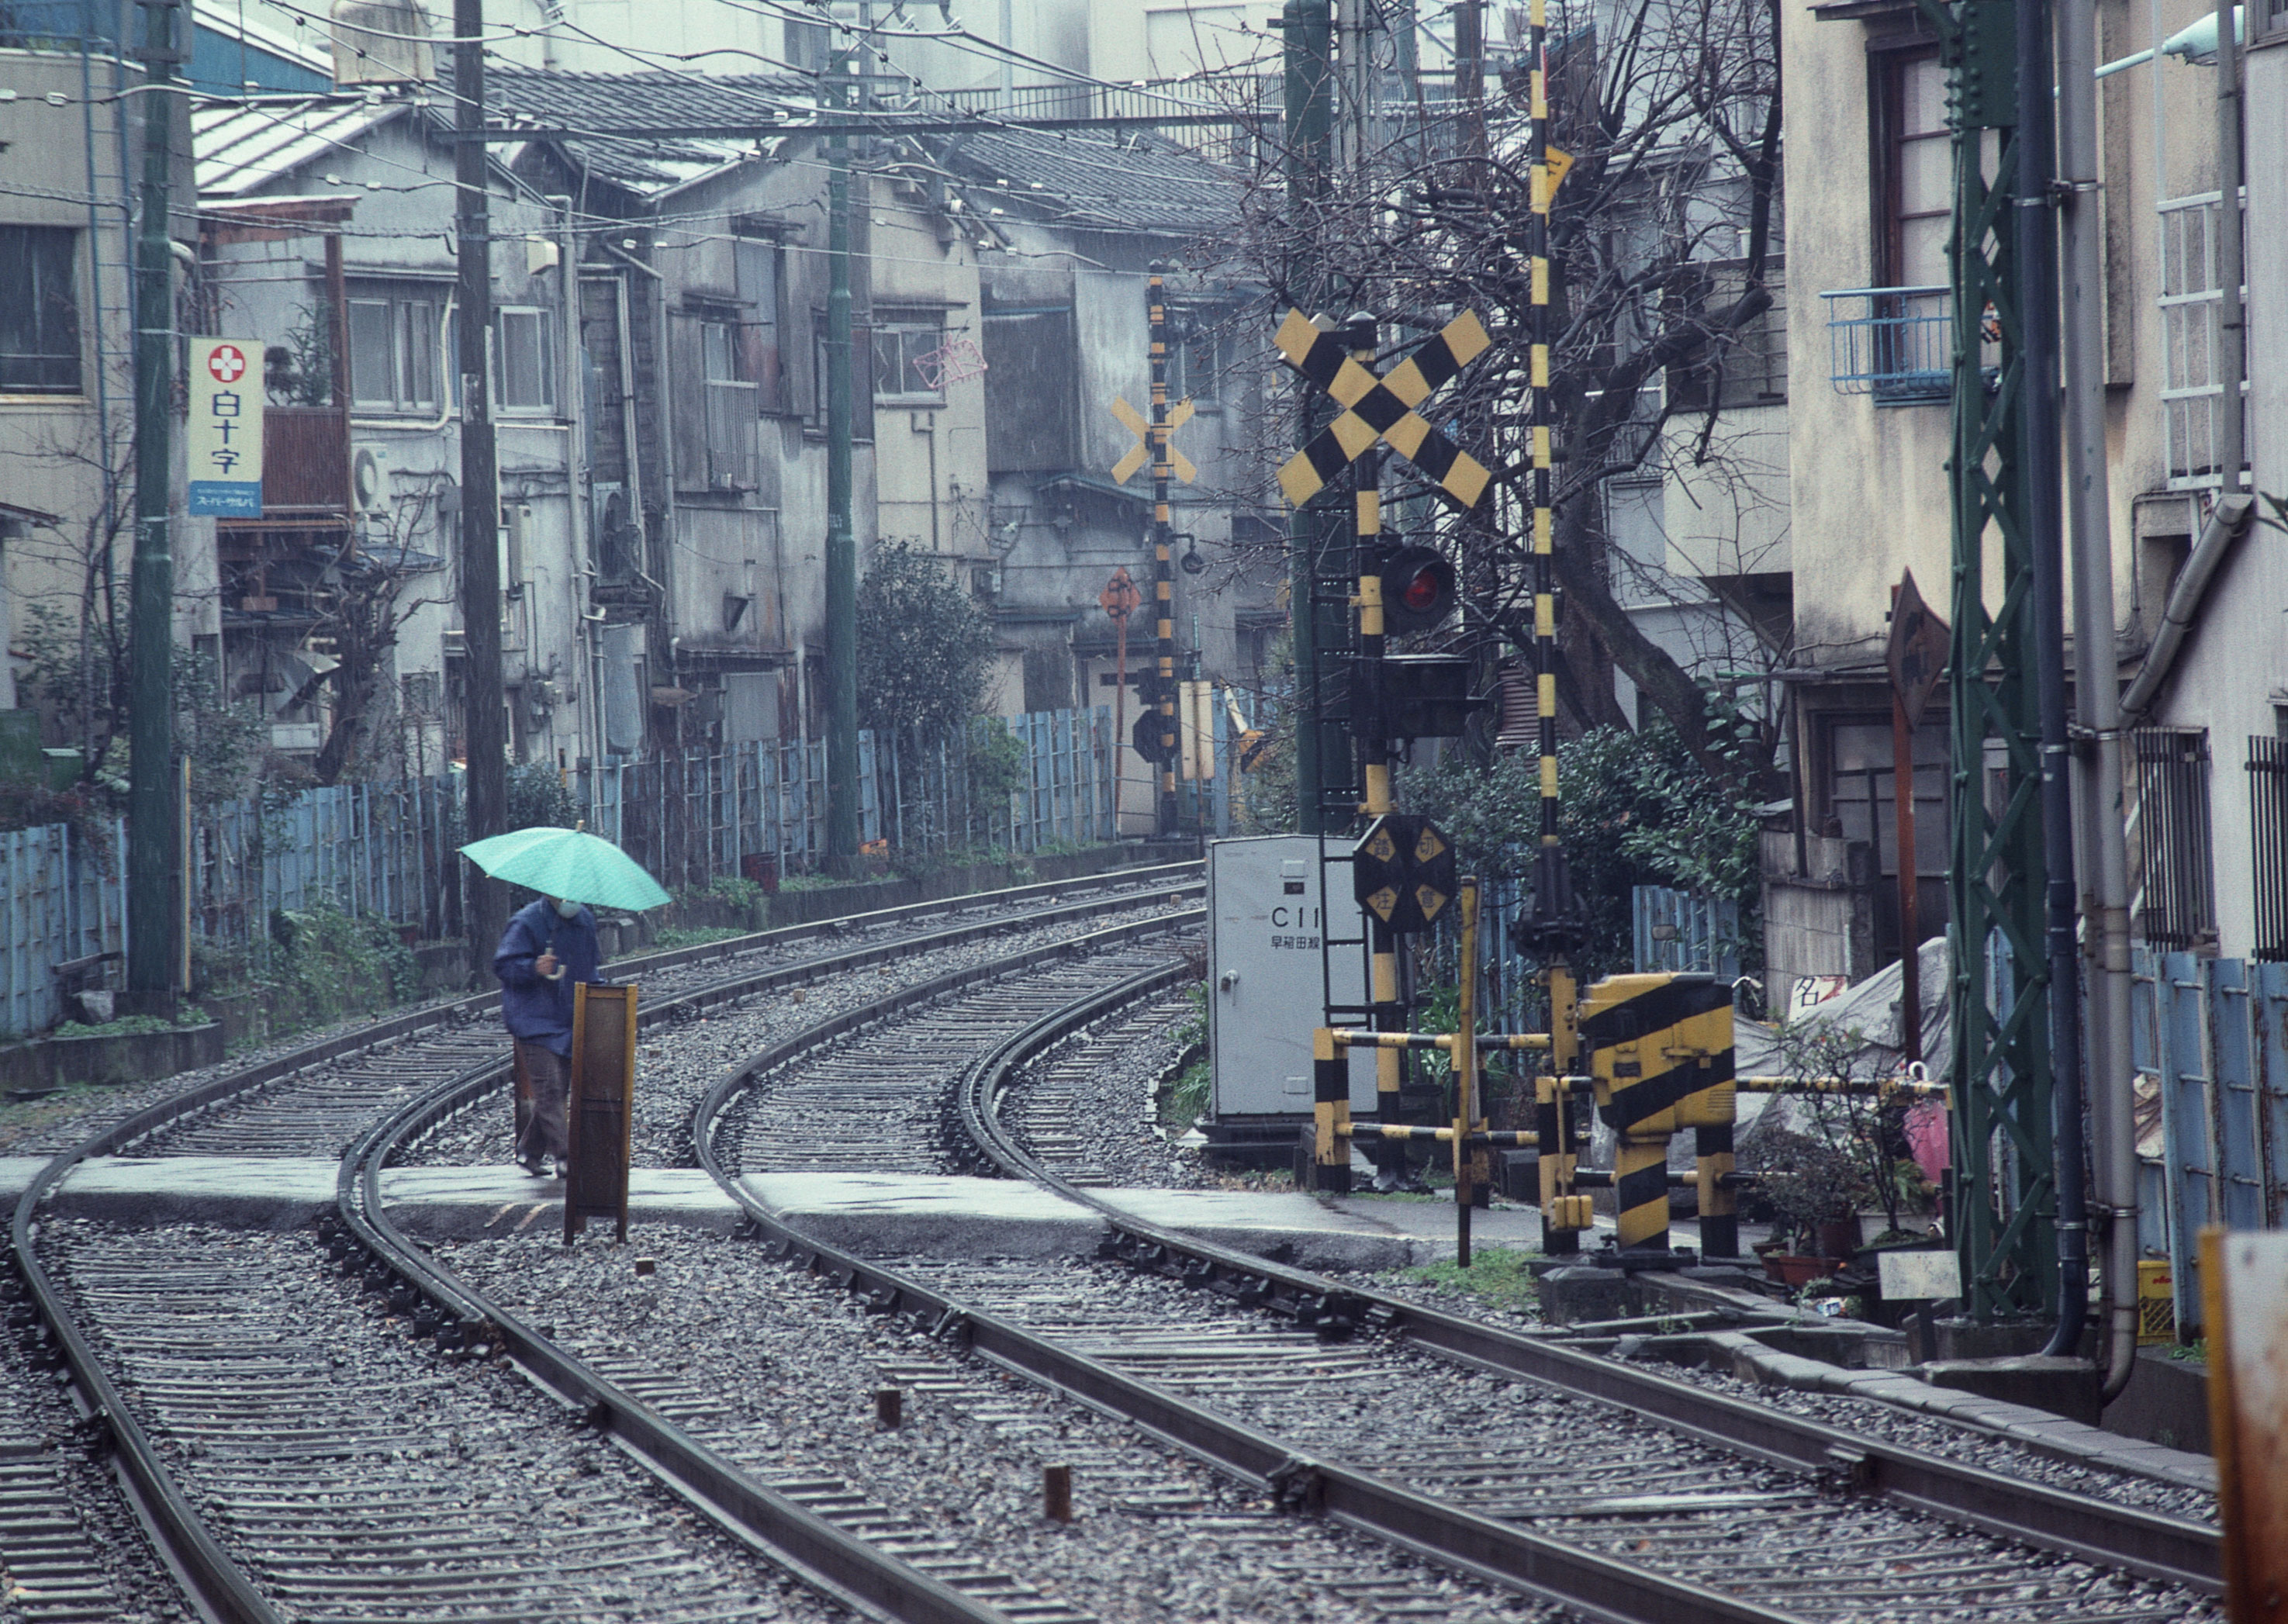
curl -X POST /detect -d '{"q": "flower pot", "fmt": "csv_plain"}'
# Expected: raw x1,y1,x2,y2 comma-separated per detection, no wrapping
1815,1218,1861,1259
1761,1253,1845,1287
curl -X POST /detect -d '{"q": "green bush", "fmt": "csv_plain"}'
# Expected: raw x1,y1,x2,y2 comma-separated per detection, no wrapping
262,901,420,1030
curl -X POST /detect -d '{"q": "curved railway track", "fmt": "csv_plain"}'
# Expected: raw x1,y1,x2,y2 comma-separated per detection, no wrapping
5,863,1201,1624
3,865,2226,1624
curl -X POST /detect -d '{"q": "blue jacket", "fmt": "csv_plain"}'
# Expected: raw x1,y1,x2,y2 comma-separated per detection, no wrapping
494,897,603,1057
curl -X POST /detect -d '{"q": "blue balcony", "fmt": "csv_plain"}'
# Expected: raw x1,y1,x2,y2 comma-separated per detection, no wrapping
1821,286,1953,403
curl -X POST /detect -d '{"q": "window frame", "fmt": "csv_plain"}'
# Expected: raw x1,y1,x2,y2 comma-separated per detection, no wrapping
491,305,555,415
345,285,444,414
0,223,84,396
871,306,947,406
2135,726,2218,950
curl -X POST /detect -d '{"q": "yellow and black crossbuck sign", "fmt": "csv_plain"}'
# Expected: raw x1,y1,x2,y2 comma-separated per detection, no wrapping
1274,309,1494,510
1351,814,1458,936
1111,395,1195,485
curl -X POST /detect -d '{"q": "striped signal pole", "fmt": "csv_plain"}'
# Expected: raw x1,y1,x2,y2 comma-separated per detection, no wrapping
1520,0,1588,1255
1149,270,1180,836
1345,313,1407,1183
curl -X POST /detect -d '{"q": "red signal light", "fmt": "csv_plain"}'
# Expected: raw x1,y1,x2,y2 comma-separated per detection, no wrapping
1381,546,1456,634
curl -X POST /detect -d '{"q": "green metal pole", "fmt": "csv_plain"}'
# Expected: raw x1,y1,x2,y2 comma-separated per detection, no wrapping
1937,0,2057,1322
824,52,859,872
126,0,180,1006
1282,0,1332,834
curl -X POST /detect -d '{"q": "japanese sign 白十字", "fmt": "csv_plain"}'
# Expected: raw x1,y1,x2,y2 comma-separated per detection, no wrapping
186,340,264,517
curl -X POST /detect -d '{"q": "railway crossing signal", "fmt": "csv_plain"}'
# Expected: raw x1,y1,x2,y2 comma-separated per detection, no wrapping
1273,309,1494,510
1111,395,1195,486
1379,546,1458,635
1351,814,1457,935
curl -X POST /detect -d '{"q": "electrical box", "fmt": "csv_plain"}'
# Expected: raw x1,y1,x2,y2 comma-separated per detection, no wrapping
1207,835,1375,1122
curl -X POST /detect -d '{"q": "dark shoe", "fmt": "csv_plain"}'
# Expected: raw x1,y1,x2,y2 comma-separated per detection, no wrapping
552,1157,569,1179
519,1154,548,1177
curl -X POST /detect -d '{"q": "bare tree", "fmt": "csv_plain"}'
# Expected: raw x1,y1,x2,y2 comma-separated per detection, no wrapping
1196,0,1785,779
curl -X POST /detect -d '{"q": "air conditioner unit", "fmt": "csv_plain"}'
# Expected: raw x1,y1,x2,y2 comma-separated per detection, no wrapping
351,444,393,515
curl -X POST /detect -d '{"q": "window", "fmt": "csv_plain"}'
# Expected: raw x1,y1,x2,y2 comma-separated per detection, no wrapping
734,236,783,413
2158,192,2250,489
1668,261,1788,409
2136,727,2217,949
493,306,554,413
2252,735,2288,962
696,309,757,489
0,226,81,393
1875,50,1948,290
872,306,945,403
1166,317,1227,405
347,288,441,412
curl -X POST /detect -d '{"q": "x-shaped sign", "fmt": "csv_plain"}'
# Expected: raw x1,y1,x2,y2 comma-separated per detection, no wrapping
1110,396,1196,485
1274,309,1492,510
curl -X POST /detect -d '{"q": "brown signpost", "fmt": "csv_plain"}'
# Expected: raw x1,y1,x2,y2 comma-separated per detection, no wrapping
1885,570,1949,1065
2200,1225,2288,1624
565,982,638,1245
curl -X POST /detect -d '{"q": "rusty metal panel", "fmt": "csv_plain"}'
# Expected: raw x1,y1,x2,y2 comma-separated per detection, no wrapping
565,981,637,1243
261,406,348,511
2199,1225,2288,1624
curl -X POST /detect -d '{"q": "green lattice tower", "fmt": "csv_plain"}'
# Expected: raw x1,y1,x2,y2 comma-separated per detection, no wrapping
1924,0,2057,1319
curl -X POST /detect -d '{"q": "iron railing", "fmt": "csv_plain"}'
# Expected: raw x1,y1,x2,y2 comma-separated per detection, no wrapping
1821,285,1951,401
2250,734,2288,962
2135,727,2217,950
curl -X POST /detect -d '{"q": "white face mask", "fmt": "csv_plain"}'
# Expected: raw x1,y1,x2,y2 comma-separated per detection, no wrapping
552,897,582,919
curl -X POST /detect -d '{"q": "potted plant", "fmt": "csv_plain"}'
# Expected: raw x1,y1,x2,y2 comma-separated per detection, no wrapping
1741,1125,1869,1282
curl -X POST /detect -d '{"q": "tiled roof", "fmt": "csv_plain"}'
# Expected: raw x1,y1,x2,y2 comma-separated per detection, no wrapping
937,128,1241,237
194,95,413,197
485,64,810,195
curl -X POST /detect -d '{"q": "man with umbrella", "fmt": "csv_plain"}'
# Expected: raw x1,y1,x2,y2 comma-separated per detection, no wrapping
465,826,672,1179
494,891,603,1176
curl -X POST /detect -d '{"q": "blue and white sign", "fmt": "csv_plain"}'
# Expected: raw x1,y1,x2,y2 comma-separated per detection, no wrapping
186,339,264,517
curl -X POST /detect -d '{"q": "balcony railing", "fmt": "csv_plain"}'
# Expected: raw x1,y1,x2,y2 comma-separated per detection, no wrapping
1821,285,1952,402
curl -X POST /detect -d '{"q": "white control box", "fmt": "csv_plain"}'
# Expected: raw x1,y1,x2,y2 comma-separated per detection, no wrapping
1207,835,1377,1119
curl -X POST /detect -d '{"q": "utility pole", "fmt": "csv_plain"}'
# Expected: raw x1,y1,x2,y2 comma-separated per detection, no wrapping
824,50,860,872
126,0,181,1010
1149,271,1180,837
1281,0,1332,834
458,0,509,979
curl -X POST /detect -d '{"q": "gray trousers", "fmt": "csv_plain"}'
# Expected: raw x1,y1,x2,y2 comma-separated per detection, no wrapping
514,1039,571,1163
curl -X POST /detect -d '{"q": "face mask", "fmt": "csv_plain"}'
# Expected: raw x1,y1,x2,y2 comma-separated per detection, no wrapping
553,897,582,919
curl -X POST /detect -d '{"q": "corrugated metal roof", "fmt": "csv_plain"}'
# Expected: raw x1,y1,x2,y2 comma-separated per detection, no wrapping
938,129,1241,237
195,94,413,197
486,65,809,195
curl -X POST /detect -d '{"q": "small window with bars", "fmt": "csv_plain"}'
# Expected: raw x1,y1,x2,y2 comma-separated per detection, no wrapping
2251,734,2288,962
2135,727,2217,949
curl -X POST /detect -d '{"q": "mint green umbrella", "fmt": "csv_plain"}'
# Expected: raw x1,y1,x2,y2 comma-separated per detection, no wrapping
460,826,673,912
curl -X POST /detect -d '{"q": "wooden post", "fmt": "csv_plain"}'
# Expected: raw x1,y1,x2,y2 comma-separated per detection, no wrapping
565,981,637,1244
2200,1225,2288,1624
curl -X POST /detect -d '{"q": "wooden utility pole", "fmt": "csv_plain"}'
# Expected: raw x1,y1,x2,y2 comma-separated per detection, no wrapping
824,50,859,872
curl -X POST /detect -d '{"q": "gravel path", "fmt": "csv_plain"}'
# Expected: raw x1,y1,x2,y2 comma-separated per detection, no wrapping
441,1227,1566,1624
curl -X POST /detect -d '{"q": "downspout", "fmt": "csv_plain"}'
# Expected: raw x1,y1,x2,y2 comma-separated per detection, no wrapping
2058,0,2138,1394
550,195,591,769
2119,493,2255,721
602,235,677,737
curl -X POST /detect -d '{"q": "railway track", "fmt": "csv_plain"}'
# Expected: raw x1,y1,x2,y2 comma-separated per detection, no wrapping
5,862,1201,1624
5,863,2227,1624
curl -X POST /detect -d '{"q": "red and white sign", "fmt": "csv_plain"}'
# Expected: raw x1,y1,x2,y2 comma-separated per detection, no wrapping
187,337,264,517
206,343,248,383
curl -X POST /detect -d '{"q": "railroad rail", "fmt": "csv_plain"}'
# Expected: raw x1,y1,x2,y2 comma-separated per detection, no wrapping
5,862,1200,1624
956,965,2224,1614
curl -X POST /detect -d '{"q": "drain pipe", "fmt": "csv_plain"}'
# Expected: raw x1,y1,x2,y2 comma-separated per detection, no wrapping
2056,0,2137,1391
2119,492,2254,722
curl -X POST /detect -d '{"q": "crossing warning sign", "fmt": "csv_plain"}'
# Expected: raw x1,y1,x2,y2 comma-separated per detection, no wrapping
1352,814,1458,935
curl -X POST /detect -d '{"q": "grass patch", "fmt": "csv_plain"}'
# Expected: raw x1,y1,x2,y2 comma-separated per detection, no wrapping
652,925,747,949
1397,1246,1542,1313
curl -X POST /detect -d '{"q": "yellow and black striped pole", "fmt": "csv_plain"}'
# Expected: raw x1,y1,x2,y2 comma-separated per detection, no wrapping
1346,314,1408,1184
1311,1024,1353,1193
1516,0,1592,1256
1149,270,1179,836
1453,876,1482,1264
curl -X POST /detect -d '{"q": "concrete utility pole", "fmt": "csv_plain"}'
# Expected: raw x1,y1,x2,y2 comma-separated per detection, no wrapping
126,0,181,1009
457,0,510,979
1281,0,1332,834
824,50,860,872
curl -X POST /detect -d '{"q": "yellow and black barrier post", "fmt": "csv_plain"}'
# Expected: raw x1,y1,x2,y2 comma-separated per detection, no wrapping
1311,1024,1353,1194
1578,972,1737,1259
